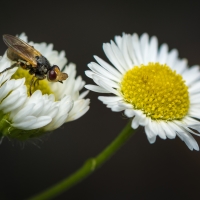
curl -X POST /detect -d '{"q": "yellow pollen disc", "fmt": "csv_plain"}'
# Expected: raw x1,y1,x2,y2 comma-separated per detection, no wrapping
11,68,53,96
120,63,190,120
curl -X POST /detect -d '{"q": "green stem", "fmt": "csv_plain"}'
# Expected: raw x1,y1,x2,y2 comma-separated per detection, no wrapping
28,121,135,200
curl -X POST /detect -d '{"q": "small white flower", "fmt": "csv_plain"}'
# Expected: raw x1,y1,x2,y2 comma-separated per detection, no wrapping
85,32,200,151
0,33,90,140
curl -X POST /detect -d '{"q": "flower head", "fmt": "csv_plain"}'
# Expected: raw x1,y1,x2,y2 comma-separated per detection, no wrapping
0,33,90,140
85,33,200,151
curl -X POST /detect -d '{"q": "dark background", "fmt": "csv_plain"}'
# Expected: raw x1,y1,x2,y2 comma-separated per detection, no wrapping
0,1,200,200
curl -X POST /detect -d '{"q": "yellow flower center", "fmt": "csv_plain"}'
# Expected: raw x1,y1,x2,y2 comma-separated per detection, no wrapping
11,68,53,96
120,63,190,120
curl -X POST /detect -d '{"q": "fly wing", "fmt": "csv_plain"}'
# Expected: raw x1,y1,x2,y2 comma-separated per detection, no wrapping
3,34,42,67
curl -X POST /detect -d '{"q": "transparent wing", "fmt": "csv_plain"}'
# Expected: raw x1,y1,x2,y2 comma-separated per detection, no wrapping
3,34,42,67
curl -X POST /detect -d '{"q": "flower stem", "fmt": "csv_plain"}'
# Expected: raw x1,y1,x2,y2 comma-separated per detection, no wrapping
28,121,135,200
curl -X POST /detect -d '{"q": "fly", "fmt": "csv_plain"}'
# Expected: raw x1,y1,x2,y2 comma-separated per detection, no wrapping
0,34,68,95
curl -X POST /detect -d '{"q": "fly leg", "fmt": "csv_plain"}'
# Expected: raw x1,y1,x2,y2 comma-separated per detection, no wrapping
34,79,40,88
29,74,46,96
0,58,31,75
30,75,35,96
18,59,30,69
0,62,18,75
35,75,46,88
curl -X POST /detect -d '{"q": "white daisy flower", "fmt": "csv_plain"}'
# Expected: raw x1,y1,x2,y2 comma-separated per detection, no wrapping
85,32,200,151
0,33,90,141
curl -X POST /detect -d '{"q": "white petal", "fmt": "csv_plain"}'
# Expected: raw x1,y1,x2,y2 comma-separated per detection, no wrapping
111,105,125,112
148,36,158,62
0,79,24,102
28,116,52,130
12,116,37,130
79,90,89,99
131,116,140,129
69,106,89,122
117,101,133,109
92,74,120,89
160,121,176,139
110,40,128,70
124,109,135,117
85,85,110,93
132,33,143,65
145,123,156,144
166,49,178,69
189,81,200,94
174,59,188,74
140,33,149,65
121,34,133,68
182,65,200,86
94,56,122,79
66,99,90,122
126,34,139,65
12,104,35,123
4,95,27,113
85,70,94,79
88,62,121,82
98,80,120,96
156,123,166,139
158,44,168,64
103,43,125,74
138,113,148,126
177,131,199,151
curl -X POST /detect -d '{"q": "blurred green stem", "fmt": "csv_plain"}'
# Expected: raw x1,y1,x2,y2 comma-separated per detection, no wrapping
28,121,135,200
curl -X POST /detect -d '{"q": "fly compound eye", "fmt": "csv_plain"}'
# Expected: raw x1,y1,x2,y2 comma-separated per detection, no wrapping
47,67,57,82
47,65,68,83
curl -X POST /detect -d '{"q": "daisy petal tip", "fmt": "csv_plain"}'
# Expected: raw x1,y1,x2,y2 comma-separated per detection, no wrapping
148,136,156,144
124,109,135,118
84,85,90,90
